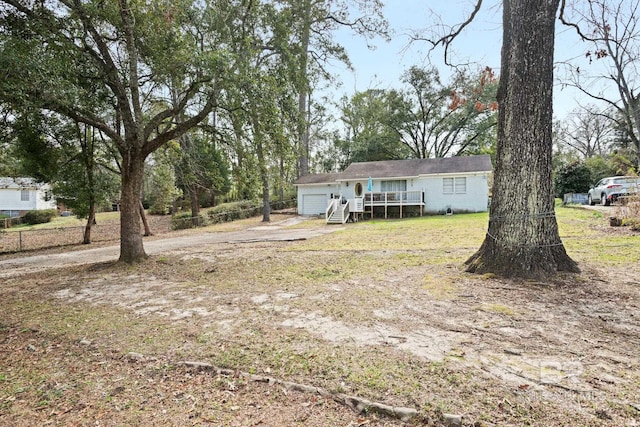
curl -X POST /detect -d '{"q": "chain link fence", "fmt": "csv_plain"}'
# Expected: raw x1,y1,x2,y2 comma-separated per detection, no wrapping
0,215,172,254
0,200,297,254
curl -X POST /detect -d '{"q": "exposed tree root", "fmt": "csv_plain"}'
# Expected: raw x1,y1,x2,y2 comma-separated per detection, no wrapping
179,360,422,423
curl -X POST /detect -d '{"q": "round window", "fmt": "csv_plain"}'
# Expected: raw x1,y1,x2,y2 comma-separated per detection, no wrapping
355,182,363,196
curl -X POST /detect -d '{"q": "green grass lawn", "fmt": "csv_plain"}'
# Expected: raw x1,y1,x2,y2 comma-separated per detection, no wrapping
294,204,637,266
5,211,121,232
5,203,637,267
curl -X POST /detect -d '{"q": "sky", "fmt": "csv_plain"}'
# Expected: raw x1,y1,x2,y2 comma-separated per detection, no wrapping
328,0,607,120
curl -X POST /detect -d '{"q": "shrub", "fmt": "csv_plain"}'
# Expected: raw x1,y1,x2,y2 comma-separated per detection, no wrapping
553,161,591,198
171,199,293,230
269,198,296,211
170,211,208,230
207,200,260,224
23,209,57,225
584,155,619,182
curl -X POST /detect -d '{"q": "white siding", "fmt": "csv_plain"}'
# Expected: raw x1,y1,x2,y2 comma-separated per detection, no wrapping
296,184,338,215
296,171,490,217
0,188,37,211
35,188,57,210
422,173,489,214
301,194,328,215
0,185,56,214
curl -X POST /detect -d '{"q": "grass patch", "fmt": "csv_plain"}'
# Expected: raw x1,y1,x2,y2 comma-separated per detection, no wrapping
478,303,517,317
292,214,488,253
5,211,120,232
422,275,460,300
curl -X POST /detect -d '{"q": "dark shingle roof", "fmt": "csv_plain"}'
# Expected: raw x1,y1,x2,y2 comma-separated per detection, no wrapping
294,155,492,185
339,155,492,180
294,172,344,185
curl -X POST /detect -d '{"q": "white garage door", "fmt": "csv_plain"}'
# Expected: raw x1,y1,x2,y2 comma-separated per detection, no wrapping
302,194,328,215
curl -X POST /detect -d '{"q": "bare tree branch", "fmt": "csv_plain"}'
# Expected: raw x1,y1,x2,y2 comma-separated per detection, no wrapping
411,0,483,66
558,0,596,41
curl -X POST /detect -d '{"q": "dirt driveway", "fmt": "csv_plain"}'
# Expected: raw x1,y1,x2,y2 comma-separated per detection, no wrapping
0,217,338,279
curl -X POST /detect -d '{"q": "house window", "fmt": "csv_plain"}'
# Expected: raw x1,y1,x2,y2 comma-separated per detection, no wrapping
21,189,30,201
355,182,363,196
443,177,466,194
455,177,467,194
443,178,454,194
381,180,407,192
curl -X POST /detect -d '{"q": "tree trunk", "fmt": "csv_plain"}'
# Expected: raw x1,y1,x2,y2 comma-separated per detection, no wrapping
279,156,285,203
119,149,147,263
190,187,200,227
83,203,96,245
465,0,579,279
139,200,153,236
298,90,310,177
82,128,95,245
261,176,271,222
297,0,311,177
256,138,271,223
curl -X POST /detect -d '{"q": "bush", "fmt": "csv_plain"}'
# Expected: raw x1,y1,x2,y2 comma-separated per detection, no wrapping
170,211,208,230
207,200,261,224
23,209,57,225
585,155,619,183
269,198,296,211
554,161,591,198
170,199,295,230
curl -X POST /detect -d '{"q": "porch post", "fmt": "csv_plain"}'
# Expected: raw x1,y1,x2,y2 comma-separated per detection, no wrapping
384,192,387,219
371,193,373,219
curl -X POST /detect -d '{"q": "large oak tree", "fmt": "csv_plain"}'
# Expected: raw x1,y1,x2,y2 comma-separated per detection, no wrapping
462,0,580,278
0,0,226,262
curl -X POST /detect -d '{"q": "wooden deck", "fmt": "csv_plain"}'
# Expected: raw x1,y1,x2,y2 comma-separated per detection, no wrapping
361,191,424,219
325,191,425,223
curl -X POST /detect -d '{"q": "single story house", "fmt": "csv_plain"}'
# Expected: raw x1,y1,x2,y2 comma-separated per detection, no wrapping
0,177,57,217
294,155,492,222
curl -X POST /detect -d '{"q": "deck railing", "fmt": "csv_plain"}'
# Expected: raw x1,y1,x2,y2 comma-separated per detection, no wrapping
325,198,338,220
363,191,423,205
338,201,350,223
362,191,424,219
327,191,424,222
325,197,350,224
